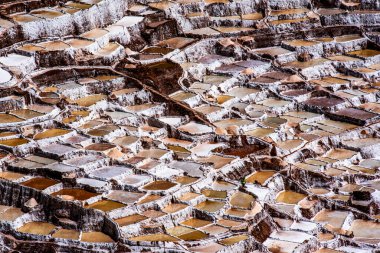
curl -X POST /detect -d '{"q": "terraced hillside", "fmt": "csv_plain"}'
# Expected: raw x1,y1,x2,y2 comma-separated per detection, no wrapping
0,0,380,252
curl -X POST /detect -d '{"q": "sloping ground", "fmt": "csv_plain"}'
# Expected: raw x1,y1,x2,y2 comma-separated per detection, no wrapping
0,0,379,252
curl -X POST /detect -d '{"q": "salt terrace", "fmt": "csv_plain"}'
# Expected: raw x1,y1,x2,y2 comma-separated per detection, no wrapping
0,0,380,252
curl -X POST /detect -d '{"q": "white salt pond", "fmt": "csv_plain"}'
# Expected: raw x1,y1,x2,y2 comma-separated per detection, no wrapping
0,68,12,84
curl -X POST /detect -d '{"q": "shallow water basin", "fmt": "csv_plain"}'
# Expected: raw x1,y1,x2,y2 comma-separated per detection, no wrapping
348,49,380,58
31,9,64,19
230,191,255,209
129,234,179,242
52,229,80,240
0,138,29,147
85,200,126,212
276,190,307,204
34,128,71,140
201,189,227,199
52,188,99,201
21,177,58,190
0,114,23,124
143,180,177,191
137,194,162,204
162,203,187,213
181,218,212,228
0,171,25,181
17,222,55,235
167,226,208,241
175,176,199,185
17,44,44,53
38,41,69,51
179,192,200,202
283,39,319,47
11,109,44,120
195,200,224,212
246,171,276,185
72,94,107,107
81,231,114,243
114,214,147,227
65,38,94,49
219,234,248,246
197,155,234,170
349,220,380,239
216,95,234,104
12,14,41,24
106,190,145,204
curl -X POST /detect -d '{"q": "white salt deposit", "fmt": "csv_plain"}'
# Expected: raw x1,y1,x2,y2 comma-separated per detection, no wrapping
0,68,12,84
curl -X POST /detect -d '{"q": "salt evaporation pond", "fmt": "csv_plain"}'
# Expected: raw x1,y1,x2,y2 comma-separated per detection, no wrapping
0,68,12,85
